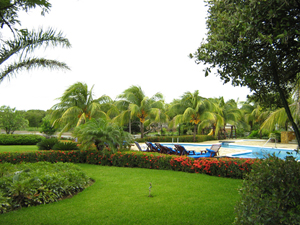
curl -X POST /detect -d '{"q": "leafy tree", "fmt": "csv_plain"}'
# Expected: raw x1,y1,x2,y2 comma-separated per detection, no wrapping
190,0,300,146
0,1,70,82
114,85,164,138
0,105,29,134
24,109,46,127
51,82,112,135
169,90,215,141
40,115,56,137
73,118,132,152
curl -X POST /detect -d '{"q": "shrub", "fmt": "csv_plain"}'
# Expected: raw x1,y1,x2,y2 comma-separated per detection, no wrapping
135,135,216,143
0,162,91,214
37,138,59,150
234,155,300,224
52,142,80,151
0,134,44,145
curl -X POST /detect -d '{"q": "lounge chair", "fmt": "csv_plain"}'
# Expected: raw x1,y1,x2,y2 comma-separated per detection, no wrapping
145,142,160,152
174,144,221,158
134,141,149,152
155,143,177,155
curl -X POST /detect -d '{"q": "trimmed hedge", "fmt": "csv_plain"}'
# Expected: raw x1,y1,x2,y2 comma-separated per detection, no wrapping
0,134,45,145
135,135,217,143
0,150,258,179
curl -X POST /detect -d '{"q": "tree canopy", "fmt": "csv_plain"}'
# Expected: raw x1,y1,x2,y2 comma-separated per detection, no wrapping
190,0,300,146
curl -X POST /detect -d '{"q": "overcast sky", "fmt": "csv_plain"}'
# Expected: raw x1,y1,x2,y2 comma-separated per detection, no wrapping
0,0,251,111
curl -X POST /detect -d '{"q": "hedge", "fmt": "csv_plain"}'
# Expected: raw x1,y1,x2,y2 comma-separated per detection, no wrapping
0,134,45,145
0,150,258,179
135,135,217,143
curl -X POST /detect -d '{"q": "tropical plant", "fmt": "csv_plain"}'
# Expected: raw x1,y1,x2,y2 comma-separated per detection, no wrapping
51,82,112,135
0,1,51,32
190,0,300,146
72,118,133,152
210,98,242,138
169,90,215,141
40,115,57,137
36,137,59,150
261,76,300,135
0,28,71,83
114,85,164,138
0,105,29,134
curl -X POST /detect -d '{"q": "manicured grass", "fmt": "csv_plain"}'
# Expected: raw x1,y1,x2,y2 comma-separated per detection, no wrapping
0,145,38,153
0,164,241,225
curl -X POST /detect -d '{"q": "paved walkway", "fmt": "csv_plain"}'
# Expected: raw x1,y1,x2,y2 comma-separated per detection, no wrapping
132,139,299,157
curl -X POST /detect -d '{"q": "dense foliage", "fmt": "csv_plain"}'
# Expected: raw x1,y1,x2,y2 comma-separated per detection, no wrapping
135,134,216,143
52,142,80,151
0,162,91,214
0,106,29,134
0,150,257,179
0,134,44,145
234,155,300,224
190,0,300,146
36,137,59,150
73,118,133,152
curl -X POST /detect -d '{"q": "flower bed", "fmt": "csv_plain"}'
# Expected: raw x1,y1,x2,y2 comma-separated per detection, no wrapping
0,150,259,179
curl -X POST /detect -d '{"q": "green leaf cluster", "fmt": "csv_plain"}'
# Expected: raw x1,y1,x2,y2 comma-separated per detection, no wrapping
234,155,300,224
0,162,90,214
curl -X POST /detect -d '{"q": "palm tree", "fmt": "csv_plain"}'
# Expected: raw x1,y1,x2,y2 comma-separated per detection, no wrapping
51,82,112,134
261,76,300,132
169,90,215,141
211,98,242,139
0,28,71,82
73,118,132,152
114,85,164,138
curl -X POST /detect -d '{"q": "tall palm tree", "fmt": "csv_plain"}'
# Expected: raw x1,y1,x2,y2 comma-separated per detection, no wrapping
261,77,300,137
51,82,111,134
114,85,164,138
169,90,215,141
0,28,71,82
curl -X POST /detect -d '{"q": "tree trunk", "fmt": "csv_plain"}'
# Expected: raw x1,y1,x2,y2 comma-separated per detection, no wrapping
273,69,300,148
193,124,197,142
128,117,131,134
140,122,144,139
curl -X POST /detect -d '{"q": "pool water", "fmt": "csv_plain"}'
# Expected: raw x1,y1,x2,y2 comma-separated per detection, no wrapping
164,143,300,160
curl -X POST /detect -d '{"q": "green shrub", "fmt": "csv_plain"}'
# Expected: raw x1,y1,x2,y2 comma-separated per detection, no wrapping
36,138,59,150
0,150,257,179
0,134,44,145
52,142,80,151
135,135,216,143
0,162,91,214
234,155,300,224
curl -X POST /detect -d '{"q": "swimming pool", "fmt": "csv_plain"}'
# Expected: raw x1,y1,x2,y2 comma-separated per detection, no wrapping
163,143,300,160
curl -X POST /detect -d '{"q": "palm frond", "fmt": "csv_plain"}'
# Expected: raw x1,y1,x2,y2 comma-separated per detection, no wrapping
0,57,70,82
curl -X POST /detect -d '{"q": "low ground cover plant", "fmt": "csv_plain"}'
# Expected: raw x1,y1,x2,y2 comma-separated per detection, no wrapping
0,162,91,214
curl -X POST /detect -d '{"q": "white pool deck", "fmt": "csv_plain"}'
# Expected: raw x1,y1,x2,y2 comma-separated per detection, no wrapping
132,139,299,157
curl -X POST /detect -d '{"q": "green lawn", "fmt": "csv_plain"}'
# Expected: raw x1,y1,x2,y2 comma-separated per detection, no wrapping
0,145,38,153
0,164,241,225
